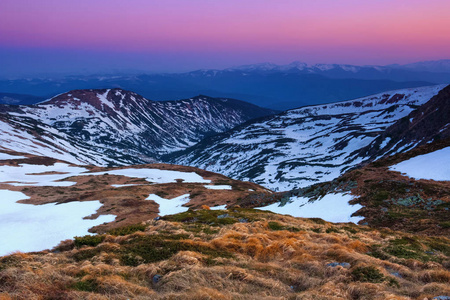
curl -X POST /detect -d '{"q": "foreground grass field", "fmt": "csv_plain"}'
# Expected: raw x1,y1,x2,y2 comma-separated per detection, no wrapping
1,208,449,299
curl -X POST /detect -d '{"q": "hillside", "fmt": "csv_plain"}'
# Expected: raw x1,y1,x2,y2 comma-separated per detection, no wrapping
167,85,447,191
0,151,270,256
236,137,450,237
358,84,450,160
0,208,449,299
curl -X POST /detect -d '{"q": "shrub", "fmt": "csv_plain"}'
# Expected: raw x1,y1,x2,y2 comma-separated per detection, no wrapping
351,266,385,283
72,278,99,292
268,221,284,231
74,235,105,248
108,224,147,236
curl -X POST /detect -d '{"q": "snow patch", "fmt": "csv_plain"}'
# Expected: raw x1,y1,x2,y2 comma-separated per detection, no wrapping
111,184,143,188
146,193,191,216
86,168,210,184
210,204,227,210
0,163,88,187
0,190,115,256
256,193,364,224
204,185,233,190
390,147,450,181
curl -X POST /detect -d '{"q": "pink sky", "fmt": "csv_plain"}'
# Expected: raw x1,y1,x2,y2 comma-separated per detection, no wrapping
0,0,449,74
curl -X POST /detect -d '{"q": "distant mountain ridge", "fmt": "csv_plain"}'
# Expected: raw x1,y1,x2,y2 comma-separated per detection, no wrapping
3,89,276,163
1,59,448,110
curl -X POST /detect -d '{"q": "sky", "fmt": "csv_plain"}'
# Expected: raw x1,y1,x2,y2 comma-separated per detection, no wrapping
1,0,449,76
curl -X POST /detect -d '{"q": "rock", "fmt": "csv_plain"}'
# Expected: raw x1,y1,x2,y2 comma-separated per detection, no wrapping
217,214,232,219
152,274,162,284
326,262,350,268
432,296,450,300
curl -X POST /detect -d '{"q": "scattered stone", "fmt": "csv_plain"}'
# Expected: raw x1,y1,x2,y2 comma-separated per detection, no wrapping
432,296,450,300
217,214,232,219
326,262,351,268
152,274,162,284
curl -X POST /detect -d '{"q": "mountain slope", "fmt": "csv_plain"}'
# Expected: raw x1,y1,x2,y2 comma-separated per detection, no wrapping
357,84,450,160
0,112,138,166
15,89,276,161
166,85,447,191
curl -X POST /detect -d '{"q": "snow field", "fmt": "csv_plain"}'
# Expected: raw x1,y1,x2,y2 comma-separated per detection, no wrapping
0,190,115,256
390,147,450,181
256,193,364,224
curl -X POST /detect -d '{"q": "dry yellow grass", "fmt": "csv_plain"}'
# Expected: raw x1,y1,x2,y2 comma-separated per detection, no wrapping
0,208,449,299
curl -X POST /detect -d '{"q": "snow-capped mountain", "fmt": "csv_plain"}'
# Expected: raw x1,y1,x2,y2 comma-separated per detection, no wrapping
10,89,276,161
227,59,450,76
166,85,448,191
3,60,447,111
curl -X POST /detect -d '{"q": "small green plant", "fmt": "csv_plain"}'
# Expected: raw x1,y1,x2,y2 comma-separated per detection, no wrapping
72,279,98,292
268,221,284,230
74,235,105,248
108,223,147,236
342,226,358,234
326,227,340,233
351,266,385,283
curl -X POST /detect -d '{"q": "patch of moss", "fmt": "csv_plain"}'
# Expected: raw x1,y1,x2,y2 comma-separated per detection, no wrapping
108,224,147,236
439,221,450,229
74,235,105,248
425,237,450,256
385,237,432,262
351,266,385,283
163,208,260,226
72,248,103,262
268,221,284,230
120,235,233,266
326,227,341,233
71,279,98,292
342,226,358,234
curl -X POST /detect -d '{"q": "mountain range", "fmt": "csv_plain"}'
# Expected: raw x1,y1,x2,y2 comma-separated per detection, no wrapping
1,59,449,110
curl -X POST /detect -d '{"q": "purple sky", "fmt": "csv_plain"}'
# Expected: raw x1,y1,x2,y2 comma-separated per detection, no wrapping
1,0,449,76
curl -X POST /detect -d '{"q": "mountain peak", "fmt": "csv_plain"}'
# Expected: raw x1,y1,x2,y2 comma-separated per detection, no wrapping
39,88,151,113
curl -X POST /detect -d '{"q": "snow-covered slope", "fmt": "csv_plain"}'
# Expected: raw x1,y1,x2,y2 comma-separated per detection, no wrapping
0,113,138,166
357,84,450,159
16,89,275,161
167,85,447,191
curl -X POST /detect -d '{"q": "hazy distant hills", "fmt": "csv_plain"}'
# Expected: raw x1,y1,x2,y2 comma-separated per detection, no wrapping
1,59,449,110
0,92,44,105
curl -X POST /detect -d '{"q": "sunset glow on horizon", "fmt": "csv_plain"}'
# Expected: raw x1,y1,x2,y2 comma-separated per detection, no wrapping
1,0,449,75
